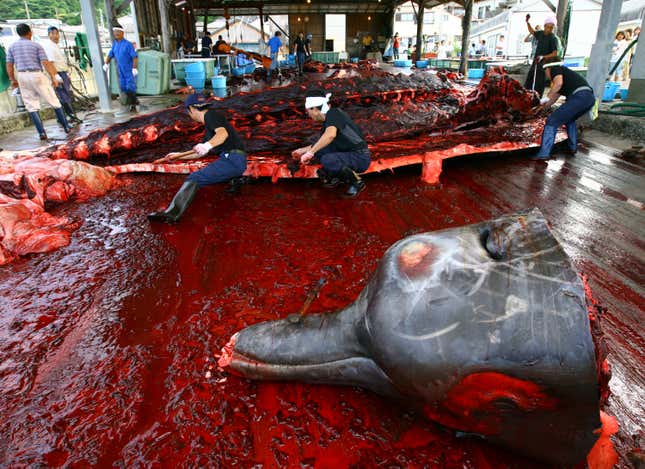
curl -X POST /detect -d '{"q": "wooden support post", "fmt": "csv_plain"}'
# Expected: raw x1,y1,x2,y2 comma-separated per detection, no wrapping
459,0,473,76
414,1,426,62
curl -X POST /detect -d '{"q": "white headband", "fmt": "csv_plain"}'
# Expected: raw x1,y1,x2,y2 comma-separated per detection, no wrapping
112,27,125,32
543,61,564,68
305,93,332,114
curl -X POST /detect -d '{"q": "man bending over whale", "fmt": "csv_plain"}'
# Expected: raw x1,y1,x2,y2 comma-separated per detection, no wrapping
292,90,371,197
148,93,247,223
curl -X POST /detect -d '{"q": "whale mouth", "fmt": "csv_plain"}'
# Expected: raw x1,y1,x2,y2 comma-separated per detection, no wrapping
218,312,401,397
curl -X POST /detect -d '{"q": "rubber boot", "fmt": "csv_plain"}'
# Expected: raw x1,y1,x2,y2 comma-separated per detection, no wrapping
62,102,82,124
226,176,248,194
127,93,137,113
533,125,557,160
316,168,342,188
339,166,366,198
28,111,48,140
148,181,199,223
566,122,578,155
54,107,71,133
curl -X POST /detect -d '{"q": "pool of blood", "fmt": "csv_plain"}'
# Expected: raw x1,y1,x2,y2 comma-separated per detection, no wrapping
0,146,637,466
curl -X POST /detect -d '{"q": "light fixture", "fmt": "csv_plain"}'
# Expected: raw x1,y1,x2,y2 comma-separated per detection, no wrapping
175,0,186,5
307,0,311,3
368,16,372,20
297,17,301,21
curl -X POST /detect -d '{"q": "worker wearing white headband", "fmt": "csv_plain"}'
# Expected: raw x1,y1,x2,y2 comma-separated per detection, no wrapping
524,13,559,96
292,90,371,197
533,57,595,159
103,25,139,112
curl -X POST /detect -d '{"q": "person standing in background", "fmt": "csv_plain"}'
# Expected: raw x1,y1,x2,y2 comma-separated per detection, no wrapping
41,26,81,124
610,31,627,81
524,14,559,96
267,31,283,79
496,34,505,57
525,24,542,59
103,26,139,112
305,33,313,61
6,23,71,140
392,33,400,60
201,31,213,58
294,32,306,76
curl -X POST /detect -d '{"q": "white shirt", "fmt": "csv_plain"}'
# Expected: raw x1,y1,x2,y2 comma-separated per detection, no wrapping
41,38,69,72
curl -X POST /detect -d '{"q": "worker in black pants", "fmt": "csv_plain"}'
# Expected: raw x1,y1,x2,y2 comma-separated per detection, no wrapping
148,93,247,223
524,14,559,96
293,90,371,197
533,59,595,159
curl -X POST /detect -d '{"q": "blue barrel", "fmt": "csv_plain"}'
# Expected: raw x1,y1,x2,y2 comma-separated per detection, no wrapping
211,75,226,88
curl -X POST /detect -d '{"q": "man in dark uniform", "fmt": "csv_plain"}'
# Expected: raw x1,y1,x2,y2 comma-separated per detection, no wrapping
293,90,371,197
148,93,247,223
533,58,595,160
524,14,559,96
201,32,213,58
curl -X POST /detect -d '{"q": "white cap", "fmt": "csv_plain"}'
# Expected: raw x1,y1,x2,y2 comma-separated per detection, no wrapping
544,15,556,26
112,26,125,32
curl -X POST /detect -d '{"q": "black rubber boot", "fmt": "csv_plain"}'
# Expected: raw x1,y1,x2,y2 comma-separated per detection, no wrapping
28,111,48,140
316,168,342,188
127,93,138,112
148,181,199,223
54,107,71,133
62,102,82,124
339,166,366,198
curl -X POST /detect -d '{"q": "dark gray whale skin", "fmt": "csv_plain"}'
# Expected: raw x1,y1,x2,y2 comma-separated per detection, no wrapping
223,209,601,464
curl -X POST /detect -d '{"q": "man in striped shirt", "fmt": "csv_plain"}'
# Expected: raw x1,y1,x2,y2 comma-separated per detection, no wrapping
6,23,71,140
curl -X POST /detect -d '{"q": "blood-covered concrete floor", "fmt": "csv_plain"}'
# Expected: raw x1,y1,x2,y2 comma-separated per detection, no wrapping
0,100,643,466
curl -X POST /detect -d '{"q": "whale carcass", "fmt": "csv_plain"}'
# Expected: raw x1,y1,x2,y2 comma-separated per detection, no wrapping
219,209,605,465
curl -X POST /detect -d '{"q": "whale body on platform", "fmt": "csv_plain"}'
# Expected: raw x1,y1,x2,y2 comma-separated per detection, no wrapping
220,209,602,464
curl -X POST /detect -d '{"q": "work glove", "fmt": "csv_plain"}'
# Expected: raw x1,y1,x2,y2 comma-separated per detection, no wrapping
55,74,63,83
193,142,212,156
539,97,550,105
103,63,109,73
132,68,138,77
300,151,315,164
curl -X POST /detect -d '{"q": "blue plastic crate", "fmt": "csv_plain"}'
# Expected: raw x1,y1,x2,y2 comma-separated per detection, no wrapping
468,68,485,79
231,66,245,77
416,60,428,69
620,88,628,100
350,57,359,63
602,81,620,101
394,59,412,67
185,62,205,73
186,77,205,90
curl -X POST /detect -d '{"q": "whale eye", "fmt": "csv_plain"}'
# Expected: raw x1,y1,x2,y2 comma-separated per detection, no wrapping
398,240,436,277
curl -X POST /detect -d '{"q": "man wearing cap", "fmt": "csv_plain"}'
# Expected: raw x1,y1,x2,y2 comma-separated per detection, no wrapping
5,23,71,140
266,31,283,79
524,14,559,96
293,89,371,197
148,93,248,223
533,58,595,160
41,26,81,124
103,26,138,112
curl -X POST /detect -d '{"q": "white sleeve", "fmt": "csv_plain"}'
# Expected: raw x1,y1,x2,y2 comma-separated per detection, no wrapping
41,40,55,62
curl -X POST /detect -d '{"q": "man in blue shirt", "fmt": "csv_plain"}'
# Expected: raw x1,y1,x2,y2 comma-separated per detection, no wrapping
266,31,282,79
6,23,71,140
103,26,138,112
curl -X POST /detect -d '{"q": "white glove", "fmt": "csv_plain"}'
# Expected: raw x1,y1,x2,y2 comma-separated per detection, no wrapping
55,74,63,83
193,142,212,156
539,97,550,105
132,68,138,77
103,63,109,73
